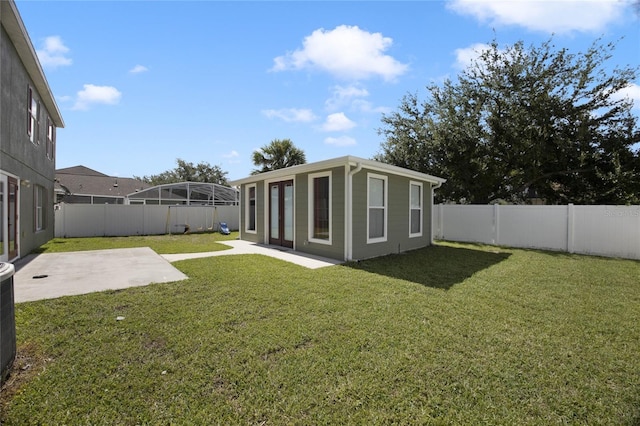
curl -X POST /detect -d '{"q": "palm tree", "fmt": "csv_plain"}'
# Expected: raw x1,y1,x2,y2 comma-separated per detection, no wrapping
251,139,306,174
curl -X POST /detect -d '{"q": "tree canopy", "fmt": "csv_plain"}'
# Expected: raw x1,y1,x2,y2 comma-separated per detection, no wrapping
135,159,229,186
376,38,640,204
251,139,306,174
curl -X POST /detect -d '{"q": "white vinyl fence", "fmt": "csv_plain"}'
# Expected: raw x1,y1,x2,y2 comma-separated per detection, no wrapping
433,204,640,260
55,204,239,238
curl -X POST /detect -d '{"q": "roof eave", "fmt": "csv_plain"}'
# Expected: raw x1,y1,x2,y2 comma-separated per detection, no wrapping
228,155,446,186
2,0,64,128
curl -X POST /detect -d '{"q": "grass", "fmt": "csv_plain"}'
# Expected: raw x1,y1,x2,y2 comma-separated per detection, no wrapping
33,231,238,254
2,237,639,424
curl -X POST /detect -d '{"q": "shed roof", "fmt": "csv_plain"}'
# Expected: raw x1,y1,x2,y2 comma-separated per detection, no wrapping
228,155,446,186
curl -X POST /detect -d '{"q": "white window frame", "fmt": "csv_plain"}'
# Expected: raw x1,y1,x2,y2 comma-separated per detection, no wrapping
46,117,56,160
245,184,257,234
409,181,423,238
308,171,332,245
367,173,388,244
28,86,40,144
35,185,44,231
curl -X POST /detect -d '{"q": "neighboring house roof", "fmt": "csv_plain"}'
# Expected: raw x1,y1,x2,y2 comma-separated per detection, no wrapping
1,0,64,128
56,166,150,198
229,155,447,186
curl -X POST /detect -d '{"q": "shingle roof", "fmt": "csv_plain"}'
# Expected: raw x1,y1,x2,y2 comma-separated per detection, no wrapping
55,166,150,198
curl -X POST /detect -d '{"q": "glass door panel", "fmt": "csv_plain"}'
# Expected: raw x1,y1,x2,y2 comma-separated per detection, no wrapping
270,184,279,241
8,177,18,259
269,180,294,248
284,182,294,243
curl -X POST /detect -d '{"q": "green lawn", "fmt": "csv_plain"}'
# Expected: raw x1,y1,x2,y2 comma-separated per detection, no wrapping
2,237,639,424
33,231,238,254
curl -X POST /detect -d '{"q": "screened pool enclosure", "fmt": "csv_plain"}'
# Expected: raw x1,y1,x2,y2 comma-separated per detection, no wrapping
126,182,239,206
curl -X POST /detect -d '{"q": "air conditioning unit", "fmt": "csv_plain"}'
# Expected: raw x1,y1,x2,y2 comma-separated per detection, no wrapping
0,262,16,386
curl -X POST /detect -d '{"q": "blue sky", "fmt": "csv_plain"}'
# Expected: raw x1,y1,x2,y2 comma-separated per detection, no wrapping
16,0,640,181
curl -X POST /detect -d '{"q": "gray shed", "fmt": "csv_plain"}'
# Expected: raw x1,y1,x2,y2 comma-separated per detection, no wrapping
229,156,446,262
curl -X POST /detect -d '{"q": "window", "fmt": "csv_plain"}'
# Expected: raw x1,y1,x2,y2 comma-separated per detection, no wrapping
28,87,40,144
367,173,387,243
34,185,45,231
0,180,4,256
246,184,257,233
308,172,331,244
409,181,423,237
46,118,56,160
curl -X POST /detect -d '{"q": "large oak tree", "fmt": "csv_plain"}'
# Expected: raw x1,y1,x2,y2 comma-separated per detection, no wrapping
376,39,640,204
136,159,229,186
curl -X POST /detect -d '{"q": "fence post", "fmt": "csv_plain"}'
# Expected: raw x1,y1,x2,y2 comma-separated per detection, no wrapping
567,203,574,254
493,203,500,245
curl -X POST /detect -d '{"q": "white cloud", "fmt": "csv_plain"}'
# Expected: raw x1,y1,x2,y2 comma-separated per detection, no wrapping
351,99,390,114
325,84,369,111
612,83,640,110
36,36,72,69
72,84,122,110
454,43,492,70
262,108,318,123
322,112,357,132
271,25,408,81
222,150,240,159
129,65,149,74
324,136,357,147
448,0,627,34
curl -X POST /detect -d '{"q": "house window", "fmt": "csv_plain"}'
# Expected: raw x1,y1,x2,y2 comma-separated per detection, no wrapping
28,86,40,144
308,172,331,244
46,118,56,160
246,184,257,233
367,173,387,243
409,181,423,237
34,185,45,231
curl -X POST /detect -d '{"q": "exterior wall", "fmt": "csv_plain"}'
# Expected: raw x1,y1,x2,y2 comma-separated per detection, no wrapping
293,166,346,260
350,168,434,260
0,25,56,260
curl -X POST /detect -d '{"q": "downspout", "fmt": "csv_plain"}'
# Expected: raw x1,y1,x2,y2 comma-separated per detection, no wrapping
431,180,443,244
236,185,242,241
346,162,363,261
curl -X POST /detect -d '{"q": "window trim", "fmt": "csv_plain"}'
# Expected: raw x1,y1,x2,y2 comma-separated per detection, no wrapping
34,185,45,232
308,171,332,245
409,181,423,238
367,173,388,244
46,117,56,160
28,86,41,145
245,184,257,234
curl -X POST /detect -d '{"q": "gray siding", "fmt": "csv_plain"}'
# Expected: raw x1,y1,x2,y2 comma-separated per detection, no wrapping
1,24,56,258
294,166,346,260
351,168,433,260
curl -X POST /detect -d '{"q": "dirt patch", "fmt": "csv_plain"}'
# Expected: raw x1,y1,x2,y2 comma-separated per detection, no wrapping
0,342,51,421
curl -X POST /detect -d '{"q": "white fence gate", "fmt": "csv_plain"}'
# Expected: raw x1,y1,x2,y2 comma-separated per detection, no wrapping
55,204,239,238
433,204,640,260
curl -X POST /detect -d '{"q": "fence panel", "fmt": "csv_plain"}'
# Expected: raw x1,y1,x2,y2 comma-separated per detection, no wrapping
433,204,639,260
498,205,568,251
573,206,640,259
436,204,496,243
55,204,239,238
